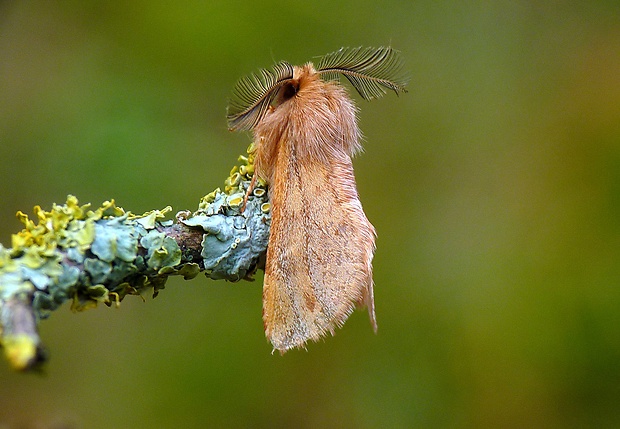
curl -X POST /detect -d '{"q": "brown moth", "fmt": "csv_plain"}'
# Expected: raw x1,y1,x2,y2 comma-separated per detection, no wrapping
227,47,407,353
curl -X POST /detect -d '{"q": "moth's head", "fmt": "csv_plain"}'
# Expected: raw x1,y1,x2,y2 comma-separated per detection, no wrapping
226,47,407,133
271,64,318,108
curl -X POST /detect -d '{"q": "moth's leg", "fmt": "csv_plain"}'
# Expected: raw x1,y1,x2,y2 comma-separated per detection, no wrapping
241,173,257,213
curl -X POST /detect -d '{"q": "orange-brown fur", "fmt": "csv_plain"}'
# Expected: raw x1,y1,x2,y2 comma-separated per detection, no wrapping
253,64,376,352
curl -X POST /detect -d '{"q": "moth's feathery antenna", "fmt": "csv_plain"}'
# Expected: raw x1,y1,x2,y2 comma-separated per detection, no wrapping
227,61,294,132
317,46,408,100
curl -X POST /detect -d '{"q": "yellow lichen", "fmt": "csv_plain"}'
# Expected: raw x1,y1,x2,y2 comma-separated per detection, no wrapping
197,144,266,214
132,206,173,229
2,334,39,371
11,196,127,253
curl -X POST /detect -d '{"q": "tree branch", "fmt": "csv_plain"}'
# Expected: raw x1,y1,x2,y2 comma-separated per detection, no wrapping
0,147,270,371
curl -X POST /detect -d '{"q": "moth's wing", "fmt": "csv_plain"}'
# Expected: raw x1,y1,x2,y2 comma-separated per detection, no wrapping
262,158,376,352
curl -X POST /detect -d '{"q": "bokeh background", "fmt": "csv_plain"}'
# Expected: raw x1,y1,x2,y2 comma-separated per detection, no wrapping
1,1,619,428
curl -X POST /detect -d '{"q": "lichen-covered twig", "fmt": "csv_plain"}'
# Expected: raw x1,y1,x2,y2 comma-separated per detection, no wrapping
0,146,270,371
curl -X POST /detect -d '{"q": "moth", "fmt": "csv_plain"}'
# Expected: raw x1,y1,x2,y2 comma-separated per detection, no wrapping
227,46,407,353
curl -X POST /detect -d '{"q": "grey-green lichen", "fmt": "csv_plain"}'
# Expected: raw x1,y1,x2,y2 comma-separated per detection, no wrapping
0,197,184,369
0,145,271,371
183,143,271,281
1,197,182,319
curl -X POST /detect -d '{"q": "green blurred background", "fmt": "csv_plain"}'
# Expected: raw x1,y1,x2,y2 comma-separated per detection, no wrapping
1,1,619,428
